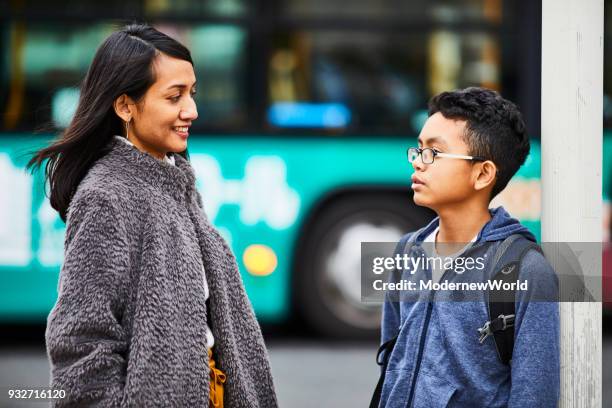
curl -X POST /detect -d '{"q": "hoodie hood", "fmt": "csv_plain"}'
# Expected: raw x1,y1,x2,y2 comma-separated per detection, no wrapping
414,206,537,244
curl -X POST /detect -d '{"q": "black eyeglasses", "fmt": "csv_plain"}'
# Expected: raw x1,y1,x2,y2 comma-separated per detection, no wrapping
407,147,486,165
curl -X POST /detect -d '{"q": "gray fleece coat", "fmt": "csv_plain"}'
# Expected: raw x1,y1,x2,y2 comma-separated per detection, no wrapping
45,136,278,407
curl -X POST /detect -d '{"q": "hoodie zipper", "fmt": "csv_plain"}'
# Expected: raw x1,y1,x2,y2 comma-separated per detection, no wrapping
405,242,488,408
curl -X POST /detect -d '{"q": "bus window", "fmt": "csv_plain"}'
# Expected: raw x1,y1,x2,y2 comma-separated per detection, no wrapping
2,0,248,18
267,30,500,133
1,23,116,131
280,0,502,23
1,22,248,133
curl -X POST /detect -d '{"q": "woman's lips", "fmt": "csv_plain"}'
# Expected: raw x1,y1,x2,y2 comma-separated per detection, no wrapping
173,127,189,139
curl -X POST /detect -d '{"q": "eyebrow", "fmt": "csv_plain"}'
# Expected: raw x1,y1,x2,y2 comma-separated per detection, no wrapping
165,81,197,91
417,136,448,148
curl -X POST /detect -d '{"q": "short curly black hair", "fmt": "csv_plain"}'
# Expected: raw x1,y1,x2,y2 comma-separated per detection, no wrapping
428,87,530,200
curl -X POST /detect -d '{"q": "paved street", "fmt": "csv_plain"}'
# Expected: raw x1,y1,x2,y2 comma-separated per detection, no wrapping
0,326,380,408
1,325,610,407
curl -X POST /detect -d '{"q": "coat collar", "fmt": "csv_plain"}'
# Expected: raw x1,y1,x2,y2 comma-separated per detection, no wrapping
105,135,196,203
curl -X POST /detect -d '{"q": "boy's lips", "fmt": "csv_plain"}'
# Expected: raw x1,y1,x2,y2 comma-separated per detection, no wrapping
411,175,426,185
411,175,426,191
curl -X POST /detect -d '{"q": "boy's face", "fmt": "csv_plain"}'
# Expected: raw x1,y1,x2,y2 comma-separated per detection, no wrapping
411,112,489,210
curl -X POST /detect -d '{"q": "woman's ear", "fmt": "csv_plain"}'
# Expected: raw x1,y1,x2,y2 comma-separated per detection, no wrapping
113,94,134,122
474,160,497,192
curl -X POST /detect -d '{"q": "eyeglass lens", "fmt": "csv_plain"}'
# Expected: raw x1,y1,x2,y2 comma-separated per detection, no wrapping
408,148,434,164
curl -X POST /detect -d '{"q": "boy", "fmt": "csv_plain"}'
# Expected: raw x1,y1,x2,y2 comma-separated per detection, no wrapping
375,88,559,407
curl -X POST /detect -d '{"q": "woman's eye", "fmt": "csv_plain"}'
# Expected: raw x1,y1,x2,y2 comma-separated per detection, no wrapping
169,95,181,103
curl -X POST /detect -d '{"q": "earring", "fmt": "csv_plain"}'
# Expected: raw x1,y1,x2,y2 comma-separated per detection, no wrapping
125,118,131,142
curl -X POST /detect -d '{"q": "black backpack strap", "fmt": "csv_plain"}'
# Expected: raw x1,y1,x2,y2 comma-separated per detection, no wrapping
369,335,398,408
478,234,544,365
369,232,419,408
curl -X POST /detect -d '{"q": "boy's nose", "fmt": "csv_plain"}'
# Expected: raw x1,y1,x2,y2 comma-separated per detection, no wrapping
412,157,426,172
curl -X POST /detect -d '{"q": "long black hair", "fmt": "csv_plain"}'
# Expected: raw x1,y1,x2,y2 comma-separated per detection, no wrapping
26,23,194,223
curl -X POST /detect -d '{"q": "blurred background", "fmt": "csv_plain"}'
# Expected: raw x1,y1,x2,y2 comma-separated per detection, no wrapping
0,0,611,406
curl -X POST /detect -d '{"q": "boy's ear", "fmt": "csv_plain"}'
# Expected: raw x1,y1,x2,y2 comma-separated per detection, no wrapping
113,94,135,122
473,160,497,192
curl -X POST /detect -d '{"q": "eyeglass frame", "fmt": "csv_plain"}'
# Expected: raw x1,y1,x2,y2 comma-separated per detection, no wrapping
407,147,486,165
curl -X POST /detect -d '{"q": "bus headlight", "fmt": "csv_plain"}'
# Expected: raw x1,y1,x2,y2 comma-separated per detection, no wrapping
243,244,277,276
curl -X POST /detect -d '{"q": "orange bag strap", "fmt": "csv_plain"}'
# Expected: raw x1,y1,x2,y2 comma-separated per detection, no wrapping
208,348,226,407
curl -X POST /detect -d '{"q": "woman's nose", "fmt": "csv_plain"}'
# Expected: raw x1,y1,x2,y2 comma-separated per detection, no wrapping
180,100,198,121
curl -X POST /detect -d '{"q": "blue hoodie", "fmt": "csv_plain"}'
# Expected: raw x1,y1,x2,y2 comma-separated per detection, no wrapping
379,206,560,408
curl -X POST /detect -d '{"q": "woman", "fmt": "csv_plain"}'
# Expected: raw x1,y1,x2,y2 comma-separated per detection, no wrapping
27,24,278,407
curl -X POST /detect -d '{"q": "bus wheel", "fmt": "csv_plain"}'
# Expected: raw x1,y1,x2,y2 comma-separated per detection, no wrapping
294,194,434,339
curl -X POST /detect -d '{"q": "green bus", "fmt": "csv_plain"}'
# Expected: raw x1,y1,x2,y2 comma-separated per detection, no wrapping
1,0,610,338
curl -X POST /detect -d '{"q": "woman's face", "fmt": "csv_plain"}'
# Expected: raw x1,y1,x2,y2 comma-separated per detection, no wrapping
120,52,198,160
